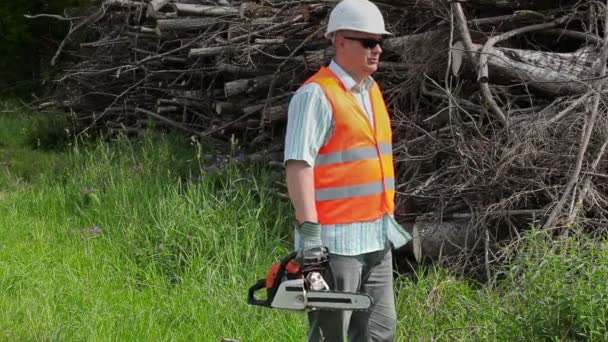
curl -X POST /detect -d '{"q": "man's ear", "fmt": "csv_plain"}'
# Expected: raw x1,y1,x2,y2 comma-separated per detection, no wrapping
332,32,342,49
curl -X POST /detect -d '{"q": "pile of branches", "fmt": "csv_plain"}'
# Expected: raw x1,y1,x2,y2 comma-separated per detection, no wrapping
33,0,608,274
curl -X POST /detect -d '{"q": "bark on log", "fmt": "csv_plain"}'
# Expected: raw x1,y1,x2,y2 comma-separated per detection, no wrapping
470,0,521,7
103,0,144,9
303,48,333,70
122,31,159,40
239,2,280,18
132,48,186,63
147,0,170,14
384,30,447,53
213,63,273,76
249,16,298,26
130,26,157,35
242,102,287,116
213,101,242,115
157,106,179,114
383,0,538,8
175,3,239,16
231,103,288,130
452,41,596,95
80,38,131,48
156,18,220,34
147,0,175,18
224,74,291,98
188,44,265,58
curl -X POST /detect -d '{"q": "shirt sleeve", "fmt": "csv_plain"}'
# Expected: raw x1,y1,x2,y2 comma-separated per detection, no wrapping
284,83,332,167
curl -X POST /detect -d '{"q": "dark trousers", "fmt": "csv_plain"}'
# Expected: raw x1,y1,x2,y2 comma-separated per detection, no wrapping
307,245,396,342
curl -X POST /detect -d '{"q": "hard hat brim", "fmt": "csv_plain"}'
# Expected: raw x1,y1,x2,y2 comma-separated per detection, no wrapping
324,28,392,40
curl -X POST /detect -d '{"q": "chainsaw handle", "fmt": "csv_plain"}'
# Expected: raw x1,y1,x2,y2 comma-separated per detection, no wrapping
248,279,270,307
248,251,298,308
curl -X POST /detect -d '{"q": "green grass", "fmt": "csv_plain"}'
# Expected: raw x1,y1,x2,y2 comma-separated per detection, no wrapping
1,101,608,341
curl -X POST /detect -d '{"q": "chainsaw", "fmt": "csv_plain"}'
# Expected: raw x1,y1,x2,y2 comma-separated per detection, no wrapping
247,249,372,311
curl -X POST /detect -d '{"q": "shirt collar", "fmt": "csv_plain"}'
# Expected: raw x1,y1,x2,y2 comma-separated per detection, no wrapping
328,60,374,92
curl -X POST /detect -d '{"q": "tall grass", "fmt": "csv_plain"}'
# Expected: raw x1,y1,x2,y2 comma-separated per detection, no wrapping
1,103,607,341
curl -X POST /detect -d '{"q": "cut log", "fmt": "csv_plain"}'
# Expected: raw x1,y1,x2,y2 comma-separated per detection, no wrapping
156,18,221,34
157,106,179,114
122,31,159,40
103,0,145,9
242,102,287,116
175,3,239,16
129,26,157,35
213,101,242,115
80,38,131,48
166,89,205,100
157,99,179,107
230,103,288,130
224,75,272,98
451,41,465,77
382,0,539,8
254,38,285,44
451,41,597,95
147,0,170,13
303,48,334,70
384,30,446,53
189,36,288,59
224,74,291,98
188,44,265,58
412,218,477,262
132,48,186,63
213,63,273,77
147,0,174,18
239,2,280,19
261,104,288,122
249,16,297,26
469,0,520,7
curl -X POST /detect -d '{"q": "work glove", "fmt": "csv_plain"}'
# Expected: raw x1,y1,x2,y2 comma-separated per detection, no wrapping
298,220,323,249
295,221,330,289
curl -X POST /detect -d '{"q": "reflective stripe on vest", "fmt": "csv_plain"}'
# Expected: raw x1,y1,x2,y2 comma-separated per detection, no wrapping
315,177,395,201
303,66,395,225
315,143,392,166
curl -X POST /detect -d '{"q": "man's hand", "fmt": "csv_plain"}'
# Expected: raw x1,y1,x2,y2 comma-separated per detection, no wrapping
298,221,323,248
296,221,329,274
296,221,332,291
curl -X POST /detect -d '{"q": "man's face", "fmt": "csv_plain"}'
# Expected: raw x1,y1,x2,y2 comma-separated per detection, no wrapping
335,30,384,78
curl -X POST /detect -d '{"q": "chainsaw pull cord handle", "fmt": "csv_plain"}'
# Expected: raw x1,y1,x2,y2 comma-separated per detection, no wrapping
248,251,298,307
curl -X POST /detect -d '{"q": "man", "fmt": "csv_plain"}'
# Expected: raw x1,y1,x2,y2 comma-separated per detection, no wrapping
283,0,412,340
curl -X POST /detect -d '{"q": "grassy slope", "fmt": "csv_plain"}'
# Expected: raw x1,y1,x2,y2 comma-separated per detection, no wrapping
1,103,607,341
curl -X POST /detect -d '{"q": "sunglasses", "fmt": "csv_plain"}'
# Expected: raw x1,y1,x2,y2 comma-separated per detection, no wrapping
342,36,384,49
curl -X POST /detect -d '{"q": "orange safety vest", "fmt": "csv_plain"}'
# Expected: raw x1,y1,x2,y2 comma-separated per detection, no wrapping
303,66,395,225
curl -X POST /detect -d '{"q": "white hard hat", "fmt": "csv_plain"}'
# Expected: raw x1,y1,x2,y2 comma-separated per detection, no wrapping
325,0,391,39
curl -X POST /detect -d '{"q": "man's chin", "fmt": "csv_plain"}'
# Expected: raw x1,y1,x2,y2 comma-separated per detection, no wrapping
365,64,378,74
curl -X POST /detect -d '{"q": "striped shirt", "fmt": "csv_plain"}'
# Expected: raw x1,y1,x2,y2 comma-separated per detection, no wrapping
284,60,412,256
